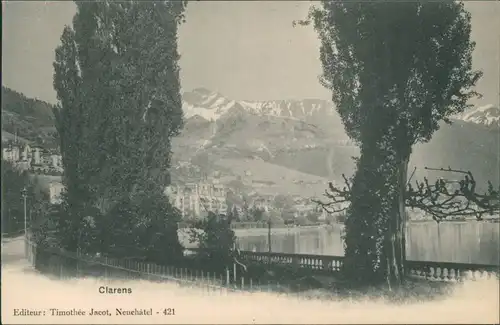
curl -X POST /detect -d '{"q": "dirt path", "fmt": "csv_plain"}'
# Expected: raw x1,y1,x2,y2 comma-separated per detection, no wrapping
1,236,27,266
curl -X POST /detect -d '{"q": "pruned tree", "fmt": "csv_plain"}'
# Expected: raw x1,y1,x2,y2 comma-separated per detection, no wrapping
297,1,482,286
407,167,499,221
52,1,188,260
318,168,499,220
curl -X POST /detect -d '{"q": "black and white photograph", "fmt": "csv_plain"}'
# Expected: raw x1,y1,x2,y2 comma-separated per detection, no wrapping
1,0,499,324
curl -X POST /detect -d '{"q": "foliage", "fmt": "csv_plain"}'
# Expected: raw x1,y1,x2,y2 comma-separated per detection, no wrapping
1,86,58,149
300,1,482,285
96,191,184,263
31,202,62,247
188,211,236,271
52,1,188,259
305,211,319,223
273,194,294,210
231,205,241,222
1,159,29,234
248,206,265,222
1,159,50,235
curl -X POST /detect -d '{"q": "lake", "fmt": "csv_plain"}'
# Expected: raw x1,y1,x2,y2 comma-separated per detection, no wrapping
235,221,500,265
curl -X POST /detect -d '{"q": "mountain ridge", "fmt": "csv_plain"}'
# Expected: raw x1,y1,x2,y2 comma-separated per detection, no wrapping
2,86,498,198
174,88,499,195
181,87,499,128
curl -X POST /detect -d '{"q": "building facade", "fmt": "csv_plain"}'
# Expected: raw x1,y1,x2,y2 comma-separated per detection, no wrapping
2,141,62,173
165,181,228,219
49,181,65,205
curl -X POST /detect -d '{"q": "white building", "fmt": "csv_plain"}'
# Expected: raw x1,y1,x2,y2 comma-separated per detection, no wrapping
31,146,43,165
50,154,63,172
20,144,32,163
49,181,65,205
2,145,20,162
166,181,228,219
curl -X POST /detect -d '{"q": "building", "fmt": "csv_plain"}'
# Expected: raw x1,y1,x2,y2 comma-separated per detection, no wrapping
49,181,65,205
20,144,32,163
253,195,273,211
2,144,20,162
2,139,63,174
50,154,63,172
31,146,44,166
165,181,228,219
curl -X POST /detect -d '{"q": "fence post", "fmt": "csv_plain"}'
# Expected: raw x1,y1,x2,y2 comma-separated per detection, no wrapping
75,249,78,278
59,259,63,279
233,263,237,285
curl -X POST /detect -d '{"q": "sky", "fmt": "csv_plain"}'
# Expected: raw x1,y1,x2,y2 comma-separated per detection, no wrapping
2,1,499,106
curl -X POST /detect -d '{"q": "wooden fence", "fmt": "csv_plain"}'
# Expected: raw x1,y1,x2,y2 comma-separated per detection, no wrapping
24,235,298,294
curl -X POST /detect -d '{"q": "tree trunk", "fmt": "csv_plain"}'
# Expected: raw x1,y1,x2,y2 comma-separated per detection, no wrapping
384,156,409,288
342,148,389,285
342,142,411,288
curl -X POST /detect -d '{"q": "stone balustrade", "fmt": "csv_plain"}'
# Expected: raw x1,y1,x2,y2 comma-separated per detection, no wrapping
236,250,499,281
405,260,499,282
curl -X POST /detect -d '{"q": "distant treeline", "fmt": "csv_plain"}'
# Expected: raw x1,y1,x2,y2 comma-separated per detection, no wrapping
1,86,58,149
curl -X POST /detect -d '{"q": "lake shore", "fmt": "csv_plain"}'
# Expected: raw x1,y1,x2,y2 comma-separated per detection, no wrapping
177,225,333,249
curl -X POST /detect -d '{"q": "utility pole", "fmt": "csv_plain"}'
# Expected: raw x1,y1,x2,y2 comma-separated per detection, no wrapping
21,187,28,259
265,205,272,265
267,215,272,253
21,187,27,237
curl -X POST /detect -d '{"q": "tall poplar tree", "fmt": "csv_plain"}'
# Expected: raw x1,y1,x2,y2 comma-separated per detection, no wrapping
53,1,188,262
300,1,482,286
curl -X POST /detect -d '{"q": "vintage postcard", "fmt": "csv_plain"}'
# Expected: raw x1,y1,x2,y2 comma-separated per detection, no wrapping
1,0,499,324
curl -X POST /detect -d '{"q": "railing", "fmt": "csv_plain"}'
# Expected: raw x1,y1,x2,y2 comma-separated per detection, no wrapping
233,250,499,282
24,235,243,292
23,235,321,295
406,260,499,282
178,221,288,230
25,231,499,285
238,251,344,274
230,222,273,230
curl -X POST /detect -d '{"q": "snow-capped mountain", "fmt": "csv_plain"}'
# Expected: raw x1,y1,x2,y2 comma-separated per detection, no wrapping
182,87,499,129
182,88,238,121
174,88,498,193
458,104,500,127
181,88,336,123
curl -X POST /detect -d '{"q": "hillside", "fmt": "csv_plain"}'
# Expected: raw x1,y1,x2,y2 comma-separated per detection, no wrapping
1,86,58,148
1,130,31,145
2,86,498,197
172,89,499,194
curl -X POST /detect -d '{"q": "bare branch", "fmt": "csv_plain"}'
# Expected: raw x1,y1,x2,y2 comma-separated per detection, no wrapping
315,166,499,222
407,167,499,221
